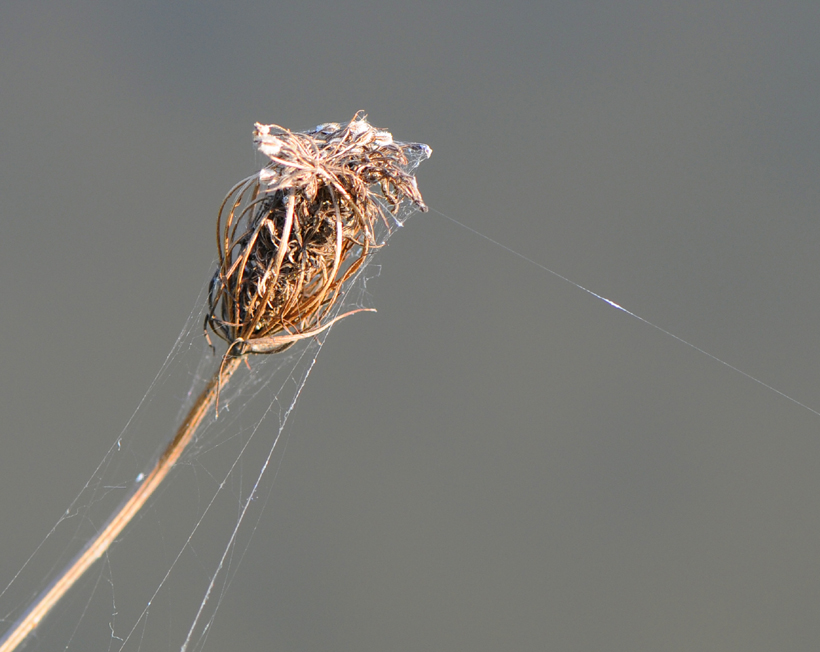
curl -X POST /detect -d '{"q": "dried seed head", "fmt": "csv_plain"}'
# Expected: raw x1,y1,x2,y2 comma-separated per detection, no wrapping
206,112,430,356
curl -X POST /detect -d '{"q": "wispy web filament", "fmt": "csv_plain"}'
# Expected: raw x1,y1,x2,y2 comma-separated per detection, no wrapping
433,207,820,420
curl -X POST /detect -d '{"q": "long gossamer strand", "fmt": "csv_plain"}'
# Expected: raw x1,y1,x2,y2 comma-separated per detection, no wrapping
0,112,430,652
434,207,820,419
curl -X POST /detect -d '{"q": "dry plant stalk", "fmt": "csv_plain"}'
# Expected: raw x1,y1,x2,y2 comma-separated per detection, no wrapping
0,112,430,652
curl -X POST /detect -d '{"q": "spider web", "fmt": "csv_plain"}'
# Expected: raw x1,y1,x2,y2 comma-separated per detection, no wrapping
0,144,430,652
6,117,814,652
2,170,818,652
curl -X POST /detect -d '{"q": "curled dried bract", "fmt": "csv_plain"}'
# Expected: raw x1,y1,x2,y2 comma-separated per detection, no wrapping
206,112,430,359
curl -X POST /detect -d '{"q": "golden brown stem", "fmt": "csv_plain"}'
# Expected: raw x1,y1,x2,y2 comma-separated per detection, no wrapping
0,357,243,652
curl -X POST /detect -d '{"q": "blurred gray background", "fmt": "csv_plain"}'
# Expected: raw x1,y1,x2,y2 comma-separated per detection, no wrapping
2,1,820,650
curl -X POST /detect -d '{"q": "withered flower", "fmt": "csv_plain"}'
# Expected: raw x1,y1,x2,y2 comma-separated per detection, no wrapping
207,111,430,357
0,113,429,652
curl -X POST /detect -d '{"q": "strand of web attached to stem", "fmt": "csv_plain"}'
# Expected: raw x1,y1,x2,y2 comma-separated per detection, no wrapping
0,358,243,652
178,335,323,652
431,207,820,420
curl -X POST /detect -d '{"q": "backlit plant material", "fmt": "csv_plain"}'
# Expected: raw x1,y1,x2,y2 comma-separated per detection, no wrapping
0,113,430,652
207,112,430,358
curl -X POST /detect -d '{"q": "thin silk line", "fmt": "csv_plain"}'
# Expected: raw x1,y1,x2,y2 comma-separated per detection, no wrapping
431,207,820,420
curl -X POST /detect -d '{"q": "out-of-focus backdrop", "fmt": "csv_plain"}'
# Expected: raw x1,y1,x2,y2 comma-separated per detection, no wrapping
2,2,820,650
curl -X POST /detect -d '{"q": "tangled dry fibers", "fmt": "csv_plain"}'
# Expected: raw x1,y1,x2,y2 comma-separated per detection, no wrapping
206,112,430,359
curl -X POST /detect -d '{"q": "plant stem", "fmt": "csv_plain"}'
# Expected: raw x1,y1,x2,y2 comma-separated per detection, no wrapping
0,356,243,652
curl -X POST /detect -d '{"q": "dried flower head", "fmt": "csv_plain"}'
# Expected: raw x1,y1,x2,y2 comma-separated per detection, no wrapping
0,113,432,652
206,112,430,358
